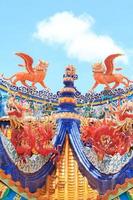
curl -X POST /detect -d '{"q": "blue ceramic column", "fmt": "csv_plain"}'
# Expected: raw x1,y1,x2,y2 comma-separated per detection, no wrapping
58,65,78,113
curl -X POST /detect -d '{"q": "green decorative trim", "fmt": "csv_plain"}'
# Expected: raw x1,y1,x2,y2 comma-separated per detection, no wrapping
0,178,36,200
108,184,133,200
127,191,133,200
0,188,10,200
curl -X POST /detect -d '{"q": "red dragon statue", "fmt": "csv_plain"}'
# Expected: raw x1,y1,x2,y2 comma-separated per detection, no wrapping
6,96,58,160
81,99,133,160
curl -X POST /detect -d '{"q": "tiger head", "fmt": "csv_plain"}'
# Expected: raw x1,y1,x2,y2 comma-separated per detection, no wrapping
92,62,105,73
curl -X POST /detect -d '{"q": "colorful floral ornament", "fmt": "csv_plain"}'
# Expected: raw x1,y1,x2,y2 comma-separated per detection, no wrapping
81,122,131,160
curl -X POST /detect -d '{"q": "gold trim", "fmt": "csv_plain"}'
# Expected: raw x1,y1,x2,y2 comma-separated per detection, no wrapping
37,135,98,200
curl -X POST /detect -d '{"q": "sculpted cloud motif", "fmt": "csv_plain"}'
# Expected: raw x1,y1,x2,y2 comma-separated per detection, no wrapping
34,11,125,63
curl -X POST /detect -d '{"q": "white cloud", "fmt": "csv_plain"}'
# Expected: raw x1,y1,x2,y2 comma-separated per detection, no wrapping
34,11,127,63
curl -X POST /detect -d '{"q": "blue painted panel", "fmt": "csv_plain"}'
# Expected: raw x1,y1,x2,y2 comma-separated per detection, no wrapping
119,192,129,200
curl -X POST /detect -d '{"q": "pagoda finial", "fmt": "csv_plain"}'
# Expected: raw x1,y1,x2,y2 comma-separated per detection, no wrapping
58,65,78,112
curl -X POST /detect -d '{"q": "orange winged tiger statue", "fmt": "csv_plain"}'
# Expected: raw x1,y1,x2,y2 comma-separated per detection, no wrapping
90,54,133,91
3,52,49,89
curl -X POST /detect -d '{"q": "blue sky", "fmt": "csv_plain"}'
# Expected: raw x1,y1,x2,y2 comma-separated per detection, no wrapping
0,0,133,93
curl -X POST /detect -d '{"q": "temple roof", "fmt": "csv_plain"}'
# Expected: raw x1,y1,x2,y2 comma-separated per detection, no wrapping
0,70,133,200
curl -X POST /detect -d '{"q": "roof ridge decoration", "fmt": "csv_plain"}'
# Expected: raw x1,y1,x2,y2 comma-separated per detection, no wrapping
0,54,133,200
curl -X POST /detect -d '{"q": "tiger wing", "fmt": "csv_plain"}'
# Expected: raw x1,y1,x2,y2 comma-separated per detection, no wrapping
15,52,34,73
104,53,123,75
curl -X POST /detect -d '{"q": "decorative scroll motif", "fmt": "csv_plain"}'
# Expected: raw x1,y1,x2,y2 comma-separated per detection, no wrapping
1,133,50,173
0,78,132,106
83,146,133,174
0,78,58,103
76,85,133,105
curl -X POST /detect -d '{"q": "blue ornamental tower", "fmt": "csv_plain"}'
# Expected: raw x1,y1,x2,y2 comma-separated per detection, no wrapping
58,64,78,113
